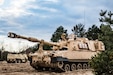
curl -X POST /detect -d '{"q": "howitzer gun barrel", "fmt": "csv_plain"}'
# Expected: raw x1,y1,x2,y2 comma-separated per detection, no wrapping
8,32,59,46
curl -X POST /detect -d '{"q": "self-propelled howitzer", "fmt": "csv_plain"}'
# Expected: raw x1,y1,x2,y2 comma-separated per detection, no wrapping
8,32,105,72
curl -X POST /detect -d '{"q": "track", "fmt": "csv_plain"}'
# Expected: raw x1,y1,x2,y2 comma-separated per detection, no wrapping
0,61,94,75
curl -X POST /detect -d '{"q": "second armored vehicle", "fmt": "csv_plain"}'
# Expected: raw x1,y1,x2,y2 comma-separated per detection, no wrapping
7,53,28,63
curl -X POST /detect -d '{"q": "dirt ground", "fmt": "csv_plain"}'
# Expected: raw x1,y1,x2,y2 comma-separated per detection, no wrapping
0,61,94,75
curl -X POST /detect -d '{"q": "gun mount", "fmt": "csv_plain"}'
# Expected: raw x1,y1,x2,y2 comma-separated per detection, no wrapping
8,32,105,72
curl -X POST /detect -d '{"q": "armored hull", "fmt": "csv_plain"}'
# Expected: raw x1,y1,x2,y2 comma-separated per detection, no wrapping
29,50,99,71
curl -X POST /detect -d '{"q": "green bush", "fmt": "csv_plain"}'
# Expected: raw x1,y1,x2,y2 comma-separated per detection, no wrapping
90,50,113,75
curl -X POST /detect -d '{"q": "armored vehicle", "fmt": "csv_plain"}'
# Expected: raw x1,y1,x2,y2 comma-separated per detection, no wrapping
8,32,105,72
7,53,28,63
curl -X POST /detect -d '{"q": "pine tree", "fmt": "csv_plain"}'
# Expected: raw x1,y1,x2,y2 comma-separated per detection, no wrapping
99,10,113,50
91,10,113,75
51,26,67,42
72,23,86,37
86,25,101,40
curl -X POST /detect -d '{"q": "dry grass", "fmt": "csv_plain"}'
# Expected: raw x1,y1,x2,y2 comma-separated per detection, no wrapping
0,61,94,75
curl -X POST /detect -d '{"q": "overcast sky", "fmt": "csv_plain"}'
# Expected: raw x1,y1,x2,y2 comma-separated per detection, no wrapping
0,0,113,52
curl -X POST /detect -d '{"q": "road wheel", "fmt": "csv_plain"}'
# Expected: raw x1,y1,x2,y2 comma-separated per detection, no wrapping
43,67,51,71
31,64,38,70
37,67,44,71
16,60,18,63
71,63,76,71
77,63,82,69
57,61,64,68
83,63,88,69
63,64,70,72
18,60,22,63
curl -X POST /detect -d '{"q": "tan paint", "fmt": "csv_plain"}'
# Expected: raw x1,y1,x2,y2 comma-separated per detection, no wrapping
8,32,105,69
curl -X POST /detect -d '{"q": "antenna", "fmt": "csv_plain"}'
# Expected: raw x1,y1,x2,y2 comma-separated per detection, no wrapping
84,9,86,25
